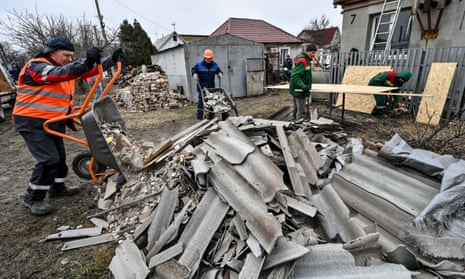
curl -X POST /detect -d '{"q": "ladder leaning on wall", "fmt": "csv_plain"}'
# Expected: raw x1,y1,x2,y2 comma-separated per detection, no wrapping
369,0,402,52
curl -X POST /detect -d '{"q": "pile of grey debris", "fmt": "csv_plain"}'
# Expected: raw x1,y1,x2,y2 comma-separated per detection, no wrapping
103,116,357,278
47,115,457,278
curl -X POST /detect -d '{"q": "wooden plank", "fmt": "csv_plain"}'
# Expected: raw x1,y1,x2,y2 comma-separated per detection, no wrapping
265,84,398,94
416,62,457,126
266,84,433,96
336,66,392,114
310,84,400,94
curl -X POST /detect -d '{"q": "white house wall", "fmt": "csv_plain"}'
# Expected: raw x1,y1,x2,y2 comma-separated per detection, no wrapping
410,1,465,48
340,0,465,51
152,47,189,97
340,2,383,52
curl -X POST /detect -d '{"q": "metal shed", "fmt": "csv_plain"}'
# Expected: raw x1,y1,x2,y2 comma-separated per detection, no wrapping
186,34,265,101
153,34,265,103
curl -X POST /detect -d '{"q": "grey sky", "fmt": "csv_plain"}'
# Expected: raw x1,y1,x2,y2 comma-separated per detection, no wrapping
1,0,342,41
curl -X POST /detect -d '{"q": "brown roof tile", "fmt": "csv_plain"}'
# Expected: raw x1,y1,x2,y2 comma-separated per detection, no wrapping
298,27,339,46
210,17,303,44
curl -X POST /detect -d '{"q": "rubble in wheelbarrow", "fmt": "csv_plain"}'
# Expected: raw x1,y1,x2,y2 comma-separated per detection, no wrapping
58,115,414,278
98,121,155,171
115,70,189,112
203,88,233,114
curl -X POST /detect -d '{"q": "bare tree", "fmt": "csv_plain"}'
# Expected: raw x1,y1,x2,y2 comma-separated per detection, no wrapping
0,9,119,60
304,15,331,31
0,42,27,66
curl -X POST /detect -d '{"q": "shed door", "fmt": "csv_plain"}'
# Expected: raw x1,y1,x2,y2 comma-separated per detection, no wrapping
246,58,265,96
220,46,247,98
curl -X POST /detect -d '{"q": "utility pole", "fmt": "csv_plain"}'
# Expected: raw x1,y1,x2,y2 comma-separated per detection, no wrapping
94,0,108,45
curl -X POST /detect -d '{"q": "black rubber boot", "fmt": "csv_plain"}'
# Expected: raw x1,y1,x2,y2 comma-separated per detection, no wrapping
48,183,80,198
23,199,54,216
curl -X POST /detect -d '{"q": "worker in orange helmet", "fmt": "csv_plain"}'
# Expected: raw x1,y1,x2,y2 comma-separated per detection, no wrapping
192,49,223,120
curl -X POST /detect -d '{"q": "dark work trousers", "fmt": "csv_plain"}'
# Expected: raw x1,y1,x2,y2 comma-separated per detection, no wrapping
293,96,307,120
19,129,68,201
196,84,204,120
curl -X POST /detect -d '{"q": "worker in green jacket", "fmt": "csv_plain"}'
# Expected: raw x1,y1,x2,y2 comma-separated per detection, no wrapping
369,70,412,117
289,44,318,120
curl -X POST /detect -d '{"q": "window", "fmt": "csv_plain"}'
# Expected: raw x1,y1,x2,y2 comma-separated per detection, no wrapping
370,8,412,50
279,48,290,65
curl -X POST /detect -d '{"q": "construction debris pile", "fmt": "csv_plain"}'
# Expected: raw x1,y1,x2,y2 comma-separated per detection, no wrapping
59,115,372,278
115,69,188,112
43,111,465,278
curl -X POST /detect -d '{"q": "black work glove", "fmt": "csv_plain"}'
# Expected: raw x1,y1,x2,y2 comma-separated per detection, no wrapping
302,87,310,93
85,47,102,69
111,48,124,62
66,119,78,131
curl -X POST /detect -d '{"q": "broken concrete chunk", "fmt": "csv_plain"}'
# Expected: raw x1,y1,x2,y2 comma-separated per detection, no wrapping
110,239,149,279
90,218,109,229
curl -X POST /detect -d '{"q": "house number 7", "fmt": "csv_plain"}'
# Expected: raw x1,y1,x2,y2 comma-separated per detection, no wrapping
351,14,356,24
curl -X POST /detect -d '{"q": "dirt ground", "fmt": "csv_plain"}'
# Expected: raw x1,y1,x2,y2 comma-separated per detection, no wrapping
1,88,464,278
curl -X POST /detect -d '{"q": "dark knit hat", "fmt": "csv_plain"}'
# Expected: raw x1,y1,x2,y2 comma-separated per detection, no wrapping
43,35,75,53
306,44,317,52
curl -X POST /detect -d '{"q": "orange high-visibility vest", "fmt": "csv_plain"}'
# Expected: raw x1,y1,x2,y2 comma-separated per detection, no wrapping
13,57,75,119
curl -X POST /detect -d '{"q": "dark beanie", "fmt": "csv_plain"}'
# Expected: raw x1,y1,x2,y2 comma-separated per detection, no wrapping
43,35,75,53
306,44,317,52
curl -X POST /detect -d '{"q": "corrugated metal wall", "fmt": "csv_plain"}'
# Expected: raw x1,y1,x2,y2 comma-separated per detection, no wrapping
329,47,465,120
187,34,264,101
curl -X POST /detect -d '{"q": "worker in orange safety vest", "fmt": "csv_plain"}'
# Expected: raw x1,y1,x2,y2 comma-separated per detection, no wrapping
13,35,123,215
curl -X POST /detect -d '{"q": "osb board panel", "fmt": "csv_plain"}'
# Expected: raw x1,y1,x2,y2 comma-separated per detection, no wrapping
336,66,391,114
0,71,11,92
416,62,457,126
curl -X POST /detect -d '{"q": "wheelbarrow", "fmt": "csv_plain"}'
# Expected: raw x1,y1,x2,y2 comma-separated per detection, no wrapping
43,61,123,185
200,87,239,120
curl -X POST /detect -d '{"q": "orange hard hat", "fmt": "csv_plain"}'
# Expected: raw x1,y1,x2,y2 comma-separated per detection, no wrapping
203,49,214,59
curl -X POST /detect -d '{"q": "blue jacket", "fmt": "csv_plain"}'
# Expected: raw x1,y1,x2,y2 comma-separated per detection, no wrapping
192,59,222,88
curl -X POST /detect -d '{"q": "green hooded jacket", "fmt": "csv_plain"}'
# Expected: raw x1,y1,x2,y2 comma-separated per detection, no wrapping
368,70,412,92
289,52,312,98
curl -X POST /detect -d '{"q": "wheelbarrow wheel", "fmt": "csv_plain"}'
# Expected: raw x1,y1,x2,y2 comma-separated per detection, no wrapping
72,152,106,180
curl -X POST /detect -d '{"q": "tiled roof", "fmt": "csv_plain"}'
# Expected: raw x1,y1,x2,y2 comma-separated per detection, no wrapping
298,27,339,46
210,17,303,44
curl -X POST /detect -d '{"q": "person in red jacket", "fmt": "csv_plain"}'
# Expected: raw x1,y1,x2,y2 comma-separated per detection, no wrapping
13,35,122,215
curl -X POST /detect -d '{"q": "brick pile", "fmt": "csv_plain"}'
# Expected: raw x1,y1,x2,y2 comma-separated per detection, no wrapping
115,69,188,112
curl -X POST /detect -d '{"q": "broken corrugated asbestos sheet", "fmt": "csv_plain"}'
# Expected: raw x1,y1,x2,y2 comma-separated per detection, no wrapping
46,114,465,278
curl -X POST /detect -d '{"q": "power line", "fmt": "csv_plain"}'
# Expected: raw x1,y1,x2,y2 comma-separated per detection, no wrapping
109,0,171,32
